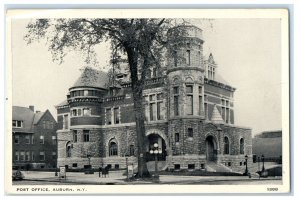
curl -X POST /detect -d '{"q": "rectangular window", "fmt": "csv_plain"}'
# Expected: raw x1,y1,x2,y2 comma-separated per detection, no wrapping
186,50,191,65
88,90,94,96
188,164,195,170
188,128,193,138
222,107,226,121
157,101,163,120
14,135,19,144
52,136,57,145
73,130,78,142
25,151,30,161
173,86,179,116
175,133,180,143
83,130,90,142
149,94,156,101
84,90,88,96
63,115,69,129
13,120,23,128
150,103,155,121
152,68,157,77
186,85,193,115
129,145,135,156
174,164,180,170
174,96,179,116
32,152,35,161
83,108,91,116
187,42,191,48
106,108,112,125
157,93,163,100
15,151,19,161
114,107,120,124
31,136,34,144
78,109,82,116
79,90,84,96
43,121,46,129
72,109,77,116
198,86,202,94
199,96,203,115
173,86,179,95
20,152,25,161
186,95,193,115
39,152,45,161
186,85,193,93
40,135,44,144
226,108,230,123
25,135,30,144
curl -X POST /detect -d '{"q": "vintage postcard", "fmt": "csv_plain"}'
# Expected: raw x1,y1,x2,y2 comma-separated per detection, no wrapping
5,8,290,194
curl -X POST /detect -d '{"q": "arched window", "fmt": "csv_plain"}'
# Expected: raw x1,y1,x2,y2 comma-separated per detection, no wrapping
129,145,135,156
66,142,72,157
239,138,244,154
109,140,118,156
224,137,230,155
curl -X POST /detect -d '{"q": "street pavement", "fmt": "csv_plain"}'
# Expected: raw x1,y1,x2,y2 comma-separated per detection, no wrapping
13,170,282,185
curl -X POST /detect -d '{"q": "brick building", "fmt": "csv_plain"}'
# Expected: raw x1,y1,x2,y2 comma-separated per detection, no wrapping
12,106,57,169
56,25,253,173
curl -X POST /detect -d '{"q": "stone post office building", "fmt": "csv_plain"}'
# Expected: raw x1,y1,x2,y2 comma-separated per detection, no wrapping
56,25,253,173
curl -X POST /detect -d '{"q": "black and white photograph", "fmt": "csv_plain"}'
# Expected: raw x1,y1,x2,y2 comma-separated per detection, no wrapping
5,9,290,194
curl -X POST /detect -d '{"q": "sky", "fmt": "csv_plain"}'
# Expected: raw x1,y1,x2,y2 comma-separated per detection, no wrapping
11,18,283,136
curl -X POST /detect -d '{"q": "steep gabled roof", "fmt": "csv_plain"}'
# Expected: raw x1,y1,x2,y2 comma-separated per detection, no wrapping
33,111,45,125
71,67,109,89
211,105,224,124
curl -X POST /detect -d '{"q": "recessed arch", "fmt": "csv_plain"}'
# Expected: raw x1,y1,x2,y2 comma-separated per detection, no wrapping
185,76,194,83
108,138,118,157
224,136,230,155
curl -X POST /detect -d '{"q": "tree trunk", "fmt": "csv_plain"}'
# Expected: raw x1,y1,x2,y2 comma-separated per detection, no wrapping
132,89,150,178
125,44,150,178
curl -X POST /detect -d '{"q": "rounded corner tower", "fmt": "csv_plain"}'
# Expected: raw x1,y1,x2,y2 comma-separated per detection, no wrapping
167,25,205,119
166,25,207,170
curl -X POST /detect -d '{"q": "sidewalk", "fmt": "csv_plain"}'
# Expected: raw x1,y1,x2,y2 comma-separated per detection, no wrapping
21,170,282,185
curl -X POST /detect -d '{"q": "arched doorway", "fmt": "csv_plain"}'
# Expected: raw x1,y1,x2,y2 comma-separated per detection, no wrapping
146,134,167,161
206,136,217,161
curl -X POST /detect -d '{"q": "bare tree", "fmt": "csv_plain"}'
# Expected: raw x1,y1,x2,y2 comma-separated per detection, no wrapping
25,18,186,178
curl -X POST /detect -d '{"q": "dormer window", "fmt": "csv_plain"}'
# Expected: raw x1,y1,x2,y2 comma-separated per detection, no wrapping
208,66,215,80
12,120,23,128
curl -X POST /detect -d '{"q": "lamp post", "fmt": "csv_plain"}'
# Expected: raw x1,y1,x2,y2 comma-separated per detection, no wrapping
125,153,129,181
262,154,265,172
149,143,162,180
244,155,248,176
87,154,91,166
257,156,260,172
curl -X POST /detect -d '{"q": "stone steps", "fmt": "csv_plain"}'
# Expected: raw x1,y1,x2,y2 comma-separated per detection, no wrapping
206,162,232,172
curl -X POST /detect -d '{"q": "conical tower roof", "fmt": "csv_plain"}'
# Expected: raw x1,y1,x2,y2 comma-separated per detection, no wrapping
71,67,109,89
211,104,224,124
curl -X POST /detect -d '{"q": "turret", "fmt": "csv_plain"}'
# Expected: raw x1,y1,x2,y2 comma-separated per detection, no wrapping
166,25,205,119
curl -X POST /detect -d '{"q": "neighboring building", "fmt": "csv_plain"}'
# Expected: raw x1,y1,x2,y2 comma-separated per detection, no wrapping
56,25,253,173
12,106,57,169
252,130,282,159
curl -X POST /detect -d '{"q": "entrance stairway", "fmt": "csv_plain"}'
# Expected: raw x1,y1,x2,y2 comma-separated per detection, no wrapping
206,161,232,172
146,161,168,172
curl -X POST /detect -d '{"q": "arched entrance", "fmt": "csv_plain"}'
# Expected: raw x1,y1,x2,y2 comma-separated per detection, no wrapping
206,136,218,161
146,133,167,161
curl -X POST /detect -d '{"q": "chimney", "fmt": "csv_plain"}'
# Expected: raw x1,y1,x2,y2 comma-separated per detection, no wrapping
29,105,34,112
